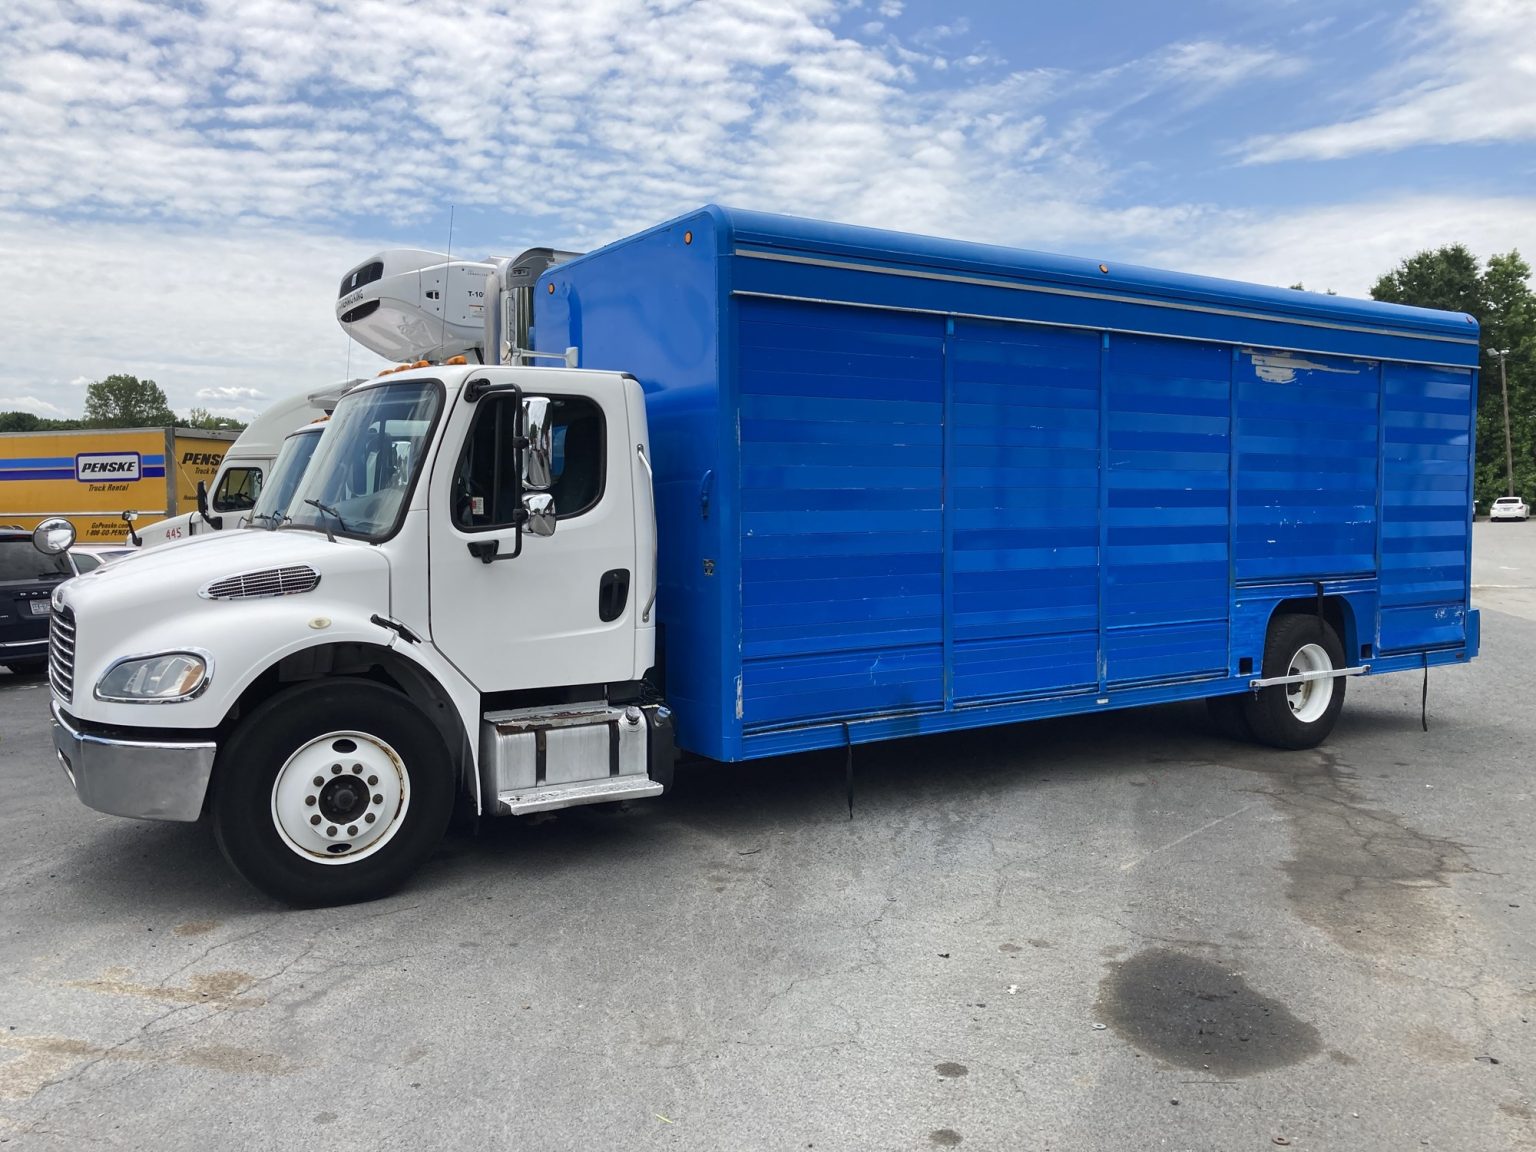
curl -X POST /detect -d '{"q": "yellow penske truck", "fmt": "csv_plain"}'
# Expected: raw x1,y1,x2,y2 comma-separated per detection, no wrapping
0,426,237,543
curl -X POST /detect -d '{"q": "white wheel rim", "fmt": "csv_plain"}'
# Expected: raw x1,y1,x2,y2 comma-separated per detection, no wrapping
270,729,410,865
1285,643,1334,724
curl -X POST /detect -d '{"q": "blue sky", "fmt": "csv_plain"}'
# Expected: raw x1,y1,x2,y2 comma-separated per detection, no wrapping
1,0,1532,419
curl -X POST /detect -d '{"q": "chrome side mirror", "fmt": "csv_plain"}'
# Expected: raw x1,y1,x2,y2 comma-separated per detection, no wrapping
33,517,76,555
522,397,553,491
523,492,556,537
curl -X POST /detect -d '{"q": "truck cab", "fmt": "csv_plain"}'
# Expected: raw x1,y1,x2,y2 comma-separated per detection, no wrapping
47,363,664,906
130,382,355,548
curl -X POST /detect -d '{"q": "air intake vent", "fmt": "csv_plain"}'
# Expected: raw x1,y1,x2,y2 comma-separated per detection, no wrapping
202,565,320,600
340,299,380,324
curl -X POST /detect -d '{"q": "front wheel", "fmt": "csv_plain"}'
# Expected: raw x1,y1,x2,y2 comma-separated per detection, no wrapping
212,680,455,906
1243,614,1347,750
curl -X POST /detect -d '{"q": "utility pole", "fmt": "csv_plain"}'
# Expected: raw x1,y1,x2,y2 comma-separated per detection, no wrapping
1493,348,1514,497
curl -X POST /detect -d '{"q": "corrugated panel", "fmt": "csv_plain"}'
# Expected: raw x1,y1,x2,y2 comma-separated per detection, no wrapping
949,319,1100,701
1233,349,1379,580
737,298,945,730
1379,362,1473,652
1104,335,1230,683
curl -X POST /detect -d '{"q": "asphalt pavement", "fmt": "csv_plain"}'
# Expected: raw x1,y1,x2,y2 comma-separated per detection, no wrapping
2,525,1534,1150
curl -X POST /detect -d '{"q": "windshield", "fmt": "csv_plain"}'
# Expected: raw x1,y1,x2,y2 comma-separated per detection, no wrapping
249,427,325,527
0,540,73,584
285,380,442,541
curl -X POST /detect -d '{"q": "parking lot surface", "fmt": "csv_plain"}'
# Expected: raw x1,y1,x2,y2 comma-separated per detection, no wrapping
2,524,1534,1150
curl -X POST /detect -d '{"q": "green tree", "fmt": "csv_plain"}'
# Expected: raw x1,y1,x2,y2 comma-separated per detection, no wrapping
0,410,42,432
1371,247,1536,504
184,406,246,431
82,374,177,428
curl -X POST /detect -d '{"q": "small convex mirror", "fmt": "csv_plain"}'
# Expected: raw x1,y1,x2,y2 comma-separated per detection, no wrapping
523,492,556,537
523,397,553,491
33,517,76,555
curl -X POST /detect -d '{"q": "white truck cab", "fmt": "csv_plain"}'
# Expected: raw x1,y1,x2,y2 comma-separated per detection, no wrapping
47,364,664,906
130,382,355,548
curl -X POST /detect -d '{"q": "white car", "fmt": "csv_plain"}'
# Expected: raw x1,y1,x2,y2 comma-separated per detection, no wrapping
1489,496,1530,522
68,545,138,573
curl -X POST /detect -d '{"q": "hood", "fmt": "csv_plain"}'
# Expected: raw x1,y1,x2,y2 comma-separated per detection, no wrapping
62,528,389,616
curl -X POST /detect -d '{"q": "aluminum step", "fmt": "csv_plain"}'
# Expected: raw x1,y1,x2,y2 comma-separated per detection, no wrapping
496,775,662,816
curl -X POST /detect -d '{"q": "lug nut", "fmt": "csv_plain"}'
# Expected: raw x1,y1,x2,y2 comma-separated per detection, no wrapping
312,776,324,787
347,825,358,836
331,765,342,775
305,795,316,807
309,814,321,825
367,775,378,786
326,826,337,837
351,764,362,774
365,813,375,824
372,794,383,805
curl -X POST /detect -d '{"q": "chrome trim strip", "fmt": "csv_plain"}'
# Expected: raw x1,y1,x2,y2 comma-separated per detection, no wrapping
0,638,48,650
730,291,1479,372
732,248,1480,347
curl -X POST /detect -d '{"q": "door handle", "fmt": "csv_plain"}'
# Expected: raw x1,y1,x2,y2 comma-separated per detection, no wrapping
599,569,631,622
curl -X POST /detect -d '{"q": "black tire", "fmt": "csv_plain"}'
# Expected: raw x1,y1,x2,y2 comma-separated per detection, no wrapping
1205,693,1253,742
211,679,454,906
1243,614,1347,751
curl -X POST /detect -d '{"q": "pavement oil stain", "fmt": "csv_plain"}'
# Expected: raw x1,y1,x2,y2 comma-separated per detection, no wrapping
930,1129,962,1146
64,968,264,1008
171,919,221,937
1249,749,1471,955
934,1062,968,1079
1097,949,1321,1076
0,1034,296,1100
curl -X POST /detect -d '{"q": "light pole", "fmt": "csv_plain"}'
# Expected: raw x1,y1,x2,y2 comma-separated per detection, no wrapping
1492,348,1514,497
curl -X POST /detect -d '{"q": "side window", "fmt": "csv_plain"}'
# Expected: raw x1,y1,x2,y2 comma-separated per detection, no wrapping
213,467,261,512
453,394,605,532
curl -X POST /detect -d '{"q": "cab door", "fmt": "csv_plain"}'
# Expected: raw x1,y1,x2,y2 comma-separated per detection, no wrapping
426,370,640,692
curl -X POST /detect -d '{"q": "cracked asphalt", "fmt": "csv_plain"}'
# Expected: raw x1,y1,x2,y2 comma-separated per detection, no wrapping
2,523,1534,1150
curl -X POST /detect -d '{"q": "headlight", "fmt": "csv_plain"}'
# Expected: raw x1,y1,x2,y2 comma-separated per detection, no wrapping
95,652,210,703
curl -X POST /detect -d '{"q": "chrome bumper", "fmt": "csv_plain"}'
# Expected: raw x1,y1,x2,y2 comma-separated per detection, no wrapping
50,701,217,822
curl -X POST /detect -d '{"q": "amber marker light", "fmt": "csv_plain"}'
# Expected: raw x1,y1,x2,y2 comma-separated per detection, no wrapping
684,231,693,245
446,355,467,365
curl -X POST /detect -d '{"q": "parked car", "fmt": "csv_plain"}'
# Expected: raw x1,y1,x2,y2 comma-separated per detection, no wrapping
0,525,73,673
1490,496,1530,522
67,544,137,573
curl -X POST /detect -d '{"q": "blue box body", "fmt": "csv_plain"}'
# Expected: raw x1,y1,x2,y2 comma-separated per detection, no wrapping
536,206,1481,762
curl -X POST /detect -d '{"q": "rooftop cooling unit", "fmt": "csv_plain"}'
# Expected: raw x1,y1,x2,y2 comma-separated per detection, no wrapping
336,249,498,363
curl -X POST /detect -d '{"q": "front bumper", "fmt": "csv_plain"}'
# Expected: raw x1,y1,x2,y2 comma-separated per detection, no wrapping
50,701,217,822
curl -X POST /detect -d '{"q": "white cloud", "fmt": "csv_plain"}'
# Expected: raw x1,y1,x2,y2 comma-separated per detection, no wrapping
196,386,269,401
0,395,68,418
1244,0,1536,162
0,213,390,417
1133,194,1536,300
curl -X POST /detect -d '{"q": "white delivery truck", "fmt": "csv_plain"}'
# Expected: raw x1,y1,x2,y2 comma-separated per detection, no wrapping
130,383,355,547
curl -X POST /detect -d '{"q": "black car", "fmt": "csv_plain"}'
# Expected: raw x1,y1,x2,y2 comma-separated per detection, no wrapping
0,526,74,674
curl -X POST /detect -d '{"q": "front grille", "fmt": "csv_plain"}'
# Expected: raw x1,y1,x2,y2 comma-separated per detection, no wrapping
49,605,76,702
202,565,320,600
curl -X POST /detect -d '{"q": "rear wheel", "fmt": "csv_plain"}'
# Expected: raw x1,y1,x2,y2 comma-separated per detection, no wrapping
212,679,454,906
1243,614,1346,750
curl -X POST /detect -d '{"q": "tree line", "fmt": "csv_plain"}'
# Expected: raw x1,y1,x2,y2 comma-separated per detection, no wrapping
0,374,245,433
